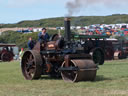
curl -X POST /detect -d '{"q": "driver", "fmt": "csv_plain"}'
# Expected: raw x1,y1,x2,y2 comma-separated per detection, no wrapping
38,28,50,42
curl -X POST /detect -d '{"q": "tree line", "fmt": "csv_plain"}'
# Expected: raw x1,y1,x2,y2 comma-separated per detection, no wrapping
1,14,128,28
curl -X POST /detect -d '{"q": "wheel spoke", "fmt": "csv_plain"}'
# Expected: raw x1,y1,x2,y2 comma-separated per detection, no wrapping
29,69,35,74
25,54,36,78
29,54,33,61
31,59,34,63
26,58,29,62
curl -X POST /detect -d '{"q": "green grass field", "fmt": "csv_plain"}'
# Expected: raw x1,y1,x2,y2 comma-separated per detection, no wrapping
0,60,128,96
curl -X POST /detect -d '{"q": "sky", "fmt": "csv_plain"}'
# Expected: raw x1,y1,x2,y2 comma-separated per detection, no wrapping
0,0,128,24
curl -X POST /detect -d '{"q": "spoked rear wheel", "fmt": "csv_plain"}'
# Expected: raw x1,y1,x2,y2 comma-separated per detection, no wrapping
90,48,104,65
21,50,43,80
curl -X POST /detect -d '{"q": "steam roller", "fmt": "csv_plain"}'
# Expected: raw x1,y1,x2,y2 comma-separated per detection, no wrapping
21,17,99,82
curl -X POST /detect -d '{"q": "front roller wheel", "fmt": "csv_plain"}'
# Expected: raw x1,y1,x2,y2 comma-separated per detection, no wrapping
21,50,43,80
61,59,97,82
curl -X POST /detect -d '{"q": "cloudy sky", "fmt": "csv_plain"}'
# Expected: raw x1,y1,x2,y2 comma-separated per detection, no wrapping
0,0,128,23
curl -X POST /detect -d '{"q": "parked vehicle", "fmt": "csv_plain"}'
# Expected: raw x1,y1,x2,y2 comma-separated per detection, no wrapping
0,44,18,61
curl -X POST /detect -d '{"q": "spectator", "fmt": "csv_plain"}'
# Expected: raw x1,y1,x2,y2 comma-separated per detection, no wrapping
19,48,24,60
28,37,35,50
38,28,50,42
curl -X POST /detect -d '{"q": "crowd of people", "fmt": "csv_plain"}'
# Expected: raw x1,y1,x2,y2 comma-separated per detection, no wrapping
80,25,128,36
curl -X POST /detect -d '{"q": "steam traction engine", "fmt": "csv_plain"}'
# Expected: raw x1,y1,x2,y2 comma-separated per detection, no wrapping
21,18,99,82
0,44,15,61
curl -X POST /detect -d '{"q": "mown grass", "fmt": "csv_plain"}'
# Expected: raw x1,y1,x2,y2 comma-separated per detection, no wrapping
0,60,128,96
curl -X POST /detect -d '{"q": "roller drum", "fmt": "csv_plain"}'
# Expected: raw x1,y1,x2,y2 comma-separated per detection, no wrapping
61,59,97,82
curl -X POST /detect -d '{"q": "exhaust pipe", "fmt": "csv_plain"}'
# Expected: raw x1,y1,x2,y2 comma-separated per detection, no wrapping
64,17,71,41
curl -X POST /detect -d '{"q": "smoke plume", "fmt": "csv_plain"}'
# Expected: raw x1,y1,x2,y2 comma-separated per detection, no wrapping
66,0,128,16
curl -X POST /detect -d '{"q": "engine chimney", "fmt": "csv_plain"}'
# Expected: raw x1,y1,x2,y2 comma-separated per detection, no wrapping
64,17,71,41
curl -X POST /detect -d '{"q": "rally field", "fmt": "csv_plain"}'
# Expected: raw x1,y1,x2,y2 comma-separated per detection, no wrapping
0,60,128,96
